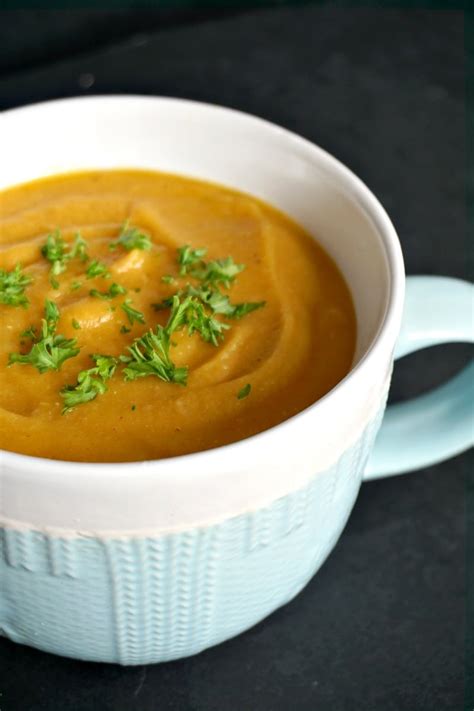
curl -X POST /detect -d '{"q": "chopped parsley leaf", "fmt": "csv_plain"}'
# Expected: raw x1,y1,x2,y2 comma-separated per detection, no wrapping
0,264,32,308
237,383,251,399
161,275,176,284
89,282,127,300
121,299,146,325
86,259,110,279
121,325,188,384
41,231,68,276
177,245,207,275
9,299,80,373
109,221,152,251
175,246,245,288
191,256,244,288
21,325,37,341
41,231,90,287
153,284,265,322
61,354,118,413
70,233,89,262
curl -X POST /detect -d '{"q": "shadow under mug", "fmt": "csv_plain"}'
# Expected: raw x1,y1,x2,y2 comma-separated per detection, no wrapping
0,96,472,664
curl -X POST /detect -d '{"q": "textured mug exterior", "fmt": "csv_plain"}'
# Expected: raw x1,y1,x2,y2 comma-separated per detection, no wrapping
1,405,384,664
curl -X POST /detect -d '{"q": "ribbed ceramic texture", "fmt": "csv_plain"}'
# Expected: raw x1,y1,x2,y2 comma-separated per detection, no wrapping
0,407,383,665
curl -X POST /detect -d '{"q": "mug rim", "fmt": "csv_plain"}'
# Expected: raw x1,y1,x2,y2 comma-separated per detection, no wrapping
0,94,405,476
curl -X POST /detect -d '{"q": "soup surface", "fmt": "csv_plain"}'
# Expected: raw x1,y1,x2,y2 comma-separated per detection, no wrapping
0,170,356,462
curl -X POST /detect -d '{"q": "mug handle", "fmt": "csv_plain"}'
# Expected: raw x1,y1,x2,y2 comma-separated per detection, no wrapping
364,275,474,480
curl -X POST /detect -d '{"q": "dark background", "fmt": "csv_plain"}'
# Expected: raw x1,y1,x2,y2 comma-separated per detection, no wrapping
0,6,471,711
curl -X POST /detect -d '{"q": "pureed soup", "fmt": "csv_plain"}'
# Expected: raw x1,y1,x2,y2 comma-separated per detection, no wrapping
0,170,356,462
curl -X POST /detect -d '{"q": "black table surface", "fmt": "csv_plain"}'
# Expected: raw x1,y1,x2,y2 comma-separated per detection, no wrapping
0,7,471,711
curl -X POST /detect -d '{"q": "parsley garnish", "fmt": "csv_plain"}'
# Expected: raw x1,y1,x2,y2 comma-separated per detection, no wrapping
121,299,146,325
41,231,67,277
121,326,188,384
176,246,244,287
228,301,265,319
61,354,118,413
237,383,251,399
121,294,200,382
71,280,82,291
41,231,90,287
184,285,265,319
9,299,80,373
21,325,37,340
122,292,232,384
0,264,32,308
161,275,176,285
25,242,265,410
191,257,244,288
86,259,110,279
153,285,265,322
70,233,89,262
89,282,127,300
72,319,81,330
109,222,152,251
176,294,230,346
177,245,208,275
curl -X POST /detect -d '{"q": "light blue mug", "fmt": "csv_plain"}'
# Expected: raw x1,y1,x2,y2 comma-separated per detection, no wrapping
1,97,472,664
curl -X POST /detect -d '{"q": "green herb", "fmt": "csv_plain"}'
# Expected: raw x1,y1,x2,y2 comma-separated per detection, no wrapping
121,294,201,383
131,404,136,411
72,319,81,330
21,325,37,340
191,256,244,288
120,325,131,334
121,299,146,325
185,285,265,319
86,259,110,279
227,300,266,319
89,282,127,300
70,233,89,262
153,245,265,350
61,354,118,413
0,264,32,308
237,383,251,400
121,326,188,384
176,245,245,288
179,295,230,346
177,245,207,275
161,275,176,284
9,299,80,373
41,231,90,286
44,298,59,325
109,221,152,251
71,280,82,291
153,285,265,322
41,231,68,277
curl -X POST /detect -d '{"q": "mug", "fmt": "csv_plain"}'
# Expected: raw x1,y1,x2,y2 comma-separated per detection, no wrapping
1,96,472,665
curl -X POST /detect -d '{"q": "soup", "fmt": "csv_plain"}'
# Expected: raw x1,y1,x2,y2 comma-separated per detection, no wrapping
0,170,356,462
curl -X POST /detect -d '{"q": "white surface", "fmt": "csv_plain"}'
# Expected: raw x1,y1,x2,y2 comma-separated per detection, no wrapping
0,96,405,534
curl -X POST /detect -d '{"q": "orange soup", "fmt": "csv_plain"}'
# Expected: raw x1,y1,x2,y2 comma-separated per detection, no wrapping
0,170,356,462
